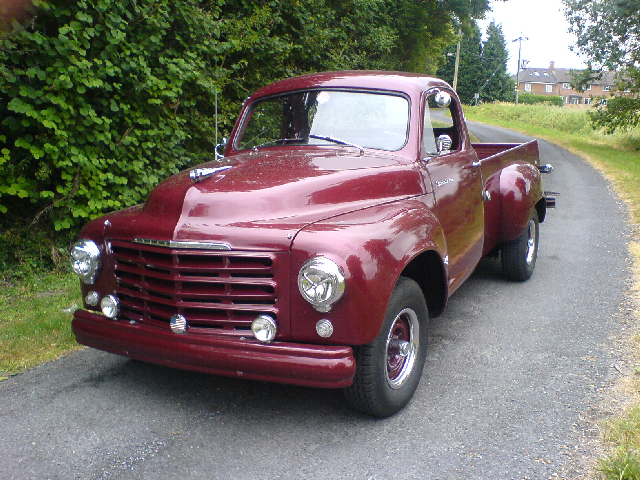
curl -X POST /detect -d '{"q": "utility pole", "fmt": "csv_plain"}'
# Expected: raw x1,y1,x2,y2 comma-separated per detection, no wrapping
453,27,462,91
512,35,528,106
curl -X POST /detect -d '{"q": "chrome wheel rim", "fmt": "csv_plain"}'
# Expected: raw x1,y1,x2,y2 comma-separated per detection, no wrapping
525,218,538,266
386,308,419,389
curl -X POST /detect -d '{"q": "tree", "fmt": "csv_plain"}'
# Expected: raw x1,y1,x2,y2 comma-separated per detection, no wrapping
437,20,512,104
383,0,489,74
564,0,640,131
479,21,513,103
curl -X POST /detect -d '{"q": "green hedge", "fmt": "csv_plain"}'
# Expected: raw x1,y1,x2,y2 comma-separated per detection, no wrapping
1,0,229,231
517,93,564,107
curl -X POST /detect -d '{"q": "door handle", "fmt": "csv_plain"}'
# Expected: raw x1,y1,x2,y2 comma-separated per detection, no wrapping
464,161,482,170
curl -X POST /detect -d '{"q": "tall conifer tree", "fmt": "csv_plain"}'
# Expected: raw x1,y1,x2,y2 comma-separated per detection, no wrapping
480,21,513,103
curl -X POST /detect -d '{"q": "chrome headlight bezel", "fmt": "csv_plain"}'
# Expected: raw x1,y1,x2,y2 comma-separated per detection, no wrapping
100,295,119,319
70,239,102,284
251,314,278,342
297,256,345,312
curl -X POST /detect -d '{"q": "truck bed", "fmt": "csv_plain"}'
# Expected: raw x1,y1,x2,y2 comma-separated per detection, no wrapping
472,140,539,163
471,140,542,257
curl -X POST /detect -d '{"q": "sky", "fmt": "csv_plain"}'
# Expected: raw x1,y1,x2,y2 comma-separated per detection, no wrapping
477,0,586,74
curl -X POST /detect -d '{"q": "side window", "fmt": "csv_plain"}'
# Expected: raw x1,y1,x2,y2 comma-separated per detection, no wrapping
424,94,458,157
238,98,288,150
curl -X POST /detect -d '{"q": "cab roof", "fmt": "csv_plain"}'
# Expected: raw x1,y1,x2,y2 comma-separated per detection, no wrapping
249,71,453,101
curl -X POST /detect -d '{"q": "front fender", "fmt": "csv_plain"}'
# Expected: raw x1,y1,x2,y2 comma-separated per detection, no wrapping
499,163,543,243
290,195,447,346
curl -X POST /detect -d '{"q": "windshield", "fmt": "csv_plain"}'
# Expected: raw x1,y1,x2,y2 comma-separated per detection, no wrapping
236,90,409,152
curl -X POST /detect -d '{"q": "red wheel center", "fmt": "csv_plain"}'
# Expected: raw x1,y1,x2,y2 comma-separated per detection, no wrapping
387,317,410,380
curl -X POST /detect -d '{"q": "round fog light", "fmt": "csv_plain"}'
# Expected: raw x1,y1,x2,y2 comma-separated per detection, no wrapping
85,291,100,307
100,295,119,319
251,315,277,342
316,319,334,338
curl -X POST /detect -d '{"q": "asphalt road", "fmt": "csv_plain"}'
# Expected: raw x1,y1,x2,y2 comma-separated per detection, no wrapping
0,122,633,480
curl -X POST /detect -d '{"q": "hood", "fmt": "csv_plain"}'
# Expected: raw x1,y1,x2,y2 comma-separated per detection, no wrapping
104,148,424,251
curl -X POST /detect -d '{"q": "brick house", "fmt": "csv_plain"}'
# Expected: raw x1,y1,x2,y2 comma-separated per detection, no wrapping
515,61,619,105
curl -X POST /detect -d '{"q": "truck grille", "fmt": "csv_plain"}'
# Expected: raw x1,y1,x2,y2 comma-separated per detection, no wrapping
109,240,287,336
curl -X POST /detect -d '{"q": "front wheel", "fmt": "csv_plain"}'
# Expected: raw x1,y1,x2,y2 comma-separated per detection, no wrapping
501,209,539,281
344,277,429,417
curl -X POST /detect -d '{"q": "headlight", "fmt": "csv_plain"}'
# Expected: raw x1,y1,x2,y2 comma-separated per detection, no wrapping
70,239,102,284
297,257,345,312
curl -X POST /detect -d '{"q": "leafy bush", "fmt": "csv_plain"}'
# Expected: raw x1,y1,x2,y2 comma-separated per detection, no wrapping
589,96,640,134
1,0,227,231
0,204,77,281
517,93,564,106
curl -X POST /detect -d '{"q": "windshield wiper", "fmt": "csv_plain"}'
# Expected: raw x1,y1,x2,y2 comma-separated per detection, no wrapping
309,134,364,155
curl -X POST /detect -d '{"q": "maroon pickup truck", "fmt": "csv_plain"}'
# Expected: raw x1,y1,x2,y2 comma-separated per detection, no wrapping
70,71,554,417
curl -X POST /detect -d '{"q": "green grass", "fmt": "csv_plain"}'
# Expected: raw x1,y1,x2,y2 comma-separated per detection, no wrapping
600,405,640,479
0,272,81,379
465,102,640,479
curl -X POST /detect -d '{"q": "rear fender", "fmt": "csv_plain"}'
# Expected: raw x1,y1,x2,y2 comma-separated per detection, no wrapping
290,197,448,346
498,163,543,243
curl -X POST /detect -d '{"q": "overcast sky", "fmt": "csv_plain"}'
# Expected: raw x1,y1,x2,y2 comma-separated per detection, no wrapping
477,0,586,74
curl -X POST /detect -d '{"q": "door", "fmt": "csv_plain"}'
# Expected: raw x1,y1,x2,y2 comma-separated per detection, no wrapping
422,94,485,294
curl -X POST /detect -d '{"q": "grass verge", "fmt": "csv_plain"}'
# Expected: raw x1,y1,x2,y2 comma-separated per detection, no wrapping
465,102,640,479
0,272,81,380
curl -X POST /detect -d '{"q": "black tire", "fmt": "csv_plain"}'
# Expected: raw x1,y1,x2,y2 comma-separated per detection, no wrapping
344,277,429,418
501,209,539,281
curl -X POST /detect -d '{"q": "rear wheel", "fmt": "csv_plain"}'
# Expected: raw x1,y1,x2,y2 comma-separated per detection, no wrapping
501,209,539,281
344,277,429,417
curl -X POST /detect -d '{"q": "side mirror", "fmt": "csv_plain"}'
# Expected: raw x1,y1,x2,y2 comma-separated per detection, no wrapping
434,91,452,108
215,137,228,159
436,134,452,154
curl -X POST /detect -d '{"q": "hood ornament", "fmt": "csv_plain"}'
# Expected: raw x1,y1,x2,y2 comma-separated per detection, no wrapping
189,165,232,182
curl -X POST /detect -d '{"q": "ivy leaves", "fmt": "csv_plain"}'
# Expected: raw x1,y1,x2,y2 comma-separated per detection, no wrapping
1,0,216,229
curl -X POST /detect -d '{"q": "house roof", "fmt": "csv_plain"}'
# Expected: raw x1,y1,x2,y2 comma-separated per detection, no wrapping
518,68,557,83
515,64,619,87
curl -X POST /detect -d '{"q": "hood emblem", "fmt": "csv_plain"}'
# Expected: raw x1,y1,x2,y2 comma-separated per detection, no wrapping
189,165,232,182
